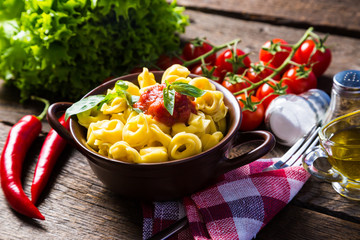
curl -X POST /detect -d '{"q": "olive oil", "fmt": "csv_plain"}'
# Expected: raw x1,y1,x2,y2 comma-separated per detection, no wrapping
327,127,360,181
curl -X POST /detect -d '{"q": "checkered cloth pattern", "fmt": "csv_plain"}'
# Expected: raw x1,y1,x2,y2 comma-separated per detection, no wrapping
142,158,310,240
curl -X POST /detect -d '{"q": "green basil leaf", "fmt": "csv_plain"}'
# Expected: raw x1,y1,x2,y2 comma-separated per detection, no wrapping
115,80,129,91
165,79,170,87
126,93,140,106
171,82,206,98
163,86,175,116
65,95,106,120
122,91,139,109
97,92,118,110
133,108,143,114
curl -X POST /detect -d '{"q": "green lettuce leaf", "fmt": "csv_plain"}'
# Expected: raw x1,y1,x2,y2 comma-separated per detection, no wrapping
0,0,189,102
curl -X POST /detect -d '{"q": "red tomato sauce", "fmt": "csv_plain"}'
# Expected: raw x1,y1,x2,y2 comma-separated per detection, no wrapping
133,84,197,126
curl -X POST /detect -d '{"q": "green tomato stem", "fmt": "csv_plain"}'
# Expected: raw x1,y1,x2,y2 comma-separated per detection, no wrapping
182,39,242,67
233,27,314,96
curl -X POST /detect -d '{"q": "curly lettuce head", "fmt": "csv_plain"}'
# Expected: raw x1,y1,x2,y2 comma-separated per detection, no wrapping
0,0,188,101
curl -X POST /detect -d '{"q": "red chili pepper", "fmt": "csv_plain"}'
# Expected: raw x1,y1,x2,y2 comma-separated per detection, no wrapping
0,97,49,220
31,114,69,204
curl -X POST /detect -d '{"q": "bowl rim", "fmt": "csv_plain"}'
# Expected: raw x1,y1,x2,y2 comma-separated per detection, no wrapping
69,71,242,167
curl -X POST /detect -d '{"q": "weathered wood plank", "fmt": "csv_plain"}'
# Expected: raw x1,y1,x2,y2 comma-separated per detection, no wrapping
176,0,360,35
256,205,360,240
0,80,52,132
295,178,360,223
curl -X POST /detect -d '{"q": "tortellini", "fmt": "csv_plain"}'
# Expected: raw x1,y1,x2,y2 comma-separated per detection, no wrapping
201,131,224,151
122,113,151,148
168,132,202,160
195,90,228,122
78,65,228,163
138,68,157,89
110,107,138,125
162,64,190,82
148,123,172,148
189,77,216,91
109,141,141,163
171,113,211,137
161,64,191,84
139,147,168,163
100,97,127,114
77,108,109,128
87,119,124,150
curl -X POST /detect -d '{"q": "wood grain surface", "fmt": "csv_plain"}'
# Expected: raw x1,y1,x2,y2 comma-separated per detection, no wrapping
176,0,360,36
1,1,360,239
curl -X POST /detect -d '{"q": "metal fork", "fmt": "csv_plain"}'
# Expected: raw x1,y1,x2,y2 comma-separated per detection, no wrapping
147,124,320,240
263,124,320,171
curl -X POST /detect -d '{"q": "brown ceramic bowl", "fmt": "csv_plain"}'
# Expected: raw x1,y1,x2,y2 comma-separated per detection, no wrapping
48,72,275,201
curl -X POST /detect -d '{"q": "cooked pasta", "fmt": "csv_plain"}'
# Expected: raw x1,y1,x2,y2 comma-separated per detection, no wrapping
77,64,228,163
87,119,124,150
189,76,216,91
161,64,190,84
108,141,141,163
122,113,151,148
195,90,228,122
168,132,202,160
171,113,211,137
110,107,138,125
200,131,224,151
100,97,128,114
204,113,218,134
148,123,172,148
77,108,109,128
138,68,157,89
139,147,168,163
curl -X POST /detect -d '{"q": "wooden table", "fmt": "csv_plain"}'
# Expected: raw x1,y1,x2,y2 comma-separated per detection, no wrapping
1,1,359,239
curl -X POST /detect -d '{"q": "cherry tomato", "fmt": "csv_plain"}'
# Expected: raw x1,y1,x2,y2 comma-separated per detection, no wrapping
215,48,251,75
246,61,281,83
259,38,291,68
182,40,216,65
236,94,265,131
282,66,317,94
190,64,224,82
222,74,251,94
256,80,292,110
292,39,332,77
156,54,184,70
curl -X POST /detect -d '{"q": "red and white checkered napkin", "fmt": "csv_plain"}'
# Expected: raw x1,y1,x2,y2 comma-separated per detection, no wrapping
142,159,310,240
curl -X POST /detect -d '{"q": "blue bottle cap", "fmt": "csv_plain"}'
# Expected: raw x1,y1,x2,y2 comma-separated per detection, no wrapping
333,70,360,90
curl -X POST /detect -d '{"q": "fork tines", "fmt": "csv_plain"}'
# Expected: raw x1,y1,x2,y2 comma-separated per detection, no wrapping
263,124,320,171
